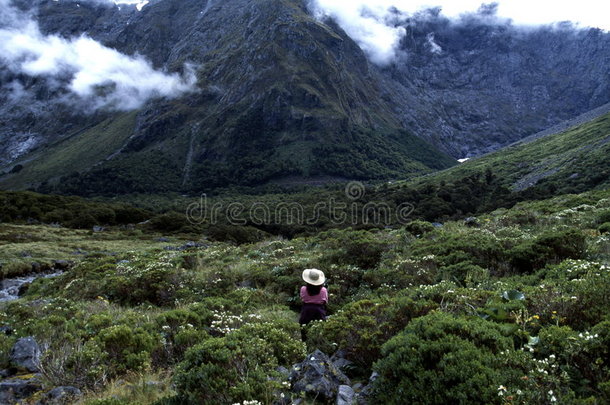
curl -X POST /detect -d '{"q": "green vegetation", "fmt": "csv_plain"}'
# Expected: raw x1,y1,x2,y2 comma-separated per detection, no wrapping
1,187,609,403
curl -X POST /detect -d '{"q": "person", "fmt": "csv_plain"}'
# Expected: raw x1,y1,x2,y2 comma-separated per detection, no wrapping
299,268,328,341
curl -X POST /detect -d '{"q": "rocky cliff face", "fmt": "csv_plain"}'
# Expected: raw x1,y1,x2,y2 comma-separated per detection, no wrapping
381,10,610,157
0,0,608,194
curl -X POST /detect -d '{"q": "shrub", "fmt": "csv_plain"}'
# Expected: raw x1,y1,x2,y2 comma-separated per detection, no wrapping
308,297,436,369
599,222,610,234
404,220,435,236
509,229,586,273
371,312,517,404
173,333,284,404
317,229,396,269
95,325,156,375
596,209,610,225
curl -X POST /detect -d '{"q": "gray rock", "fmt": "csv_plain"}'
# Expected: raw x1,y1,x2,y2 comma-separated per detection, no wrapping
36,386,82,405
355,372,380,405
289,350,351,401
92,226,105,232
52,260,71,270
10,336,41,372
0,376,42,404
337,385,355,405
464,217,479,227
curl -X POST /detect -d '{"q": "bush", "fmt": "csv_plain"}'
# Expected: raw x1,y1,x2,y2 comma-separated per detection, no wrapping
95,325,156,375
172,328,291,404
372,312,517,404
317,229,396,269
404,220,435,236
509,229,586,273
308,297,436,369
599,222,610,234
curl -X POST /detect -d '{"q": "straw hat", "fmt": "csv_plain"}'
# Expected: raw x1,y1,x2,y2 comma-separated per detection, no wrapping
302,268,325,286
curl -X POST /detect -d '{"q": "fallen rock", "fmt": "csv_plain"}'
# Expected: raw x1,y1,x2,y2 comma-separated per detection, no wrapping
0,376,43,404
337,385,355,405
464,217,479,227
330,350,353,374
10,337,41,372
52,260,71,270
355,371,379,405
36,386,82,405
289,350,350,401
17,282,30,296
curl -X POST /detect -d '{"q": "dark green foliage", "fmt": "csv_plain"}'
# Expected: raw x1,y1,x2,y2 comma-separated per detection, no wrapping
0,191,150,227
599,222,610,234
148,212,191,233
316,228,396,269
372,312,517,405
172,324,304,404
404,220,435,236
509,229,587,273
308,297,436,369
597,210,610,224
95,325,157,375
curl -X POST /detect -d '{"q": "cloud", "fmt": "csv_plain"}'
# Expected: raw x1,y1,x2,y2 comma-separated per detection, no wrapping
308,0,408,65
0,0,196,111
308,0,610,65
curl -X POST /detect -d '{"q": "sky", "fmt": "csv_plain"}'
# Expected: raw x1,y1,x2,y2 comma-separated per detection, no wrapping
309,0,610,65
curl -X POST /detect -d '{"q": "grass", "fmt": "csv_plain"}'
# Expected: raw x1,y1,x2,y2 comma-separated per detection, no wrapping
0,223,195,278
0,111,137,190
407,112,610,191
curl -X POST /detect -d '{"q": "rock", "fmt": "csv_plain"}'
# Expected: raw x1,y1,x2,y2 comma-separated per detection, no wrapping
52,260,71,270
0,325,12,335
431,222,443,228
36,386,82,405
10,336,41,372
92,225,105,232
31,262,41,272
18,282,30,296
464,217,479,227
331,350,353,374
355,372,379,405
0,376,43,404
156,237,170,242
0,369,14,378
289,350,351,401
337,385,355,405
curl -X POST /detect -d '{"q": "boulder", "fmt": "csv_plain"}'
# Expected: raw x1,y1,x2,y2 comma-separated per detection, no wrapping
0,376,42,404
52,260,71,270
355,371,379,405
10,336,41,372
36,386,82,405
289,350,350,401
464,217,480,227
337,385,355,405
330,350,353,374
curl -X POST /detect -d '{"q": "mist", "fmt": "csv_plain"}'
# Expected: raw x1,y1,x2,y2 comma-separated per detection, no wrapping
0,0,196,111
308,0,609,66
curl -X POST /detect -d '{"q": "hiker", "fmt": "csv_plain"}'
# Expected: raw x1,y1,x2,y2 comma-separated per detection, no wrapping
299,268,328,341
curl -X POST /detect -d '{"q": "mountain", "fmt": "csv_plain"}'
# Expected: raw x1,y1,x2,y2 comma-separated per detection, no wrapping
0,0,609,195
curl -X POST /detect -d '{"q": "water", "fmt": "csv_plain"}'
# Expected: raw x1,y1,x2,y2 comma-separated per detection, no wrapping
0,272,62,302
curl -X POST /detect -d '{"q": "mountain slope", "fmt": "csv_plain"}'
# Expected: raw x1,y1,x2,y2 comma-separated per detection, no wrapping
1,0,609,195
404,109,610,198
0,0,455,194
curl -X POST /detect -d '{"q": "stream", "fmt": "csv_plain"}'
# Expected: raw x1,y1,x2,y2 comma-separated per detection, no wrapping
0,272,63,302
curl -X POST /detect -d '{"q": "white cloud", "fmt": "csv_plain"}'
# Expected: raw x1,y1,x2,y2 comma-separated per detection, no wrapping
309,0,610,65
309,0,407,65
0,0,195,111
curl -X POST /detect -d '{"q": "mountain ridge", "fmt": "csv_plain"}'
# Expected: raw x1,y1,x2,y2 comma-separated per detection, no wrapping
1,0,609,194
